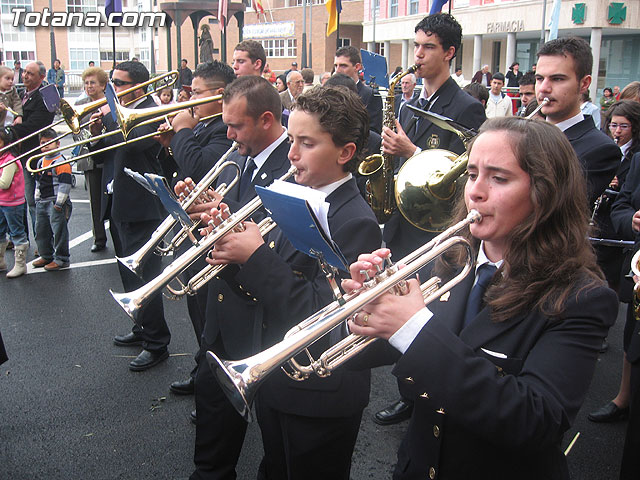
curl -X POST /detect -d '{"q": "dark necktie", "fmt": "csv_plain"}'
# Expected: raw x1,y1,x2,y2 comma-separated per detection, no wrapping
462,263,497,328
238,157,257,199
192,121,206,137
413,97,431,135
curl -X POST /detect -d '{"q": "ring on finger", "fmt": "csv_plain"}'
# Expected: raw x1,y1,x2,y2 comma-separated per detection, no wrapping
362,313,370,325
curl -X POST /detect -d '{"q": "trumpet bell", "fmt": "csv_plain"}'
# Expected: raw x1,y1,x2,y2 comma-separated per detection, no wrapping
109,289,140,324
207,352,255,422
395,149,465,232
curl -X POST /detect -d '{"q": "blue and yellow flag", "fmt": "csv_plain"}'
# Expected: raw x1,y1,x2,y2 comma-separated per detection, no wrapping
326,0,342,36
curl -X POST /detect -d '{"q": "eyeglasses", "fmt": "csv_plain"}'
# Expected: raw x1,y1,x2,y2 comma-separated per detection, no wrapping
609,123,631,131
112,79,135,87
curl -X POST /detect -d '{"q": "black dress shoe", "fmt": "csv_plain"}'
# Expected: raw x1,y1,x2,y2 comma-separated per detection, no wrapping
91,244,106,252
170,377,195,395
373,399,414,426
190,409,197,424
588,401,629,423
129,349,169,372
113,332,144,347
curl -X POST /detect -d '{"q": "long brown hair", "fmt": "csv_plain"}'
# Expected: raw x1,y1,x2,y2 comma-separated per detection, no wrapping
440,116,604,322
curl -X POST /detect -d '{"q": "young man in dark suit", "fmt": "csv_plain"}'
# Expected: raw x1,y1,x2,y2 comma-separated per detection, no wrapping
201,85,381,480
154,60,236,395
89,61,170,371
535,36,620,207
376,13,486,425
334,45,383,134
181,76,292,480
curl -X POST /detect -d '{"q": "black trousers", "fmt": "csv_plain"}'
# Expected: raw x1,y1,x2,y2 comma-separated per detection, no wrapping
190,338,248,480
85,167,107,247
255,400,363,480
110,218,170,352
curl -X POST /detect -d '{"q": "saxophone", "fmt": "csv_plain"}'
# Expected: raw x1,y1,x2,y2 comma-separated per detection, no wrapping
358,65,418,224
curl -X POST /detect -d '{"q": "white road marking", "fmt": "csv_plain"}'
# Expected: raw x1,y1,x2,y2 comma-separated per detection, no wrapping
27,257,117,274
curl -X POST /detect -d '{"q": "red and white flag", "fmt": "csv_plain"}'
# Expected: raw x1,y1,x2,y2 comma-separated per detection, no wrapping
218,0,228,32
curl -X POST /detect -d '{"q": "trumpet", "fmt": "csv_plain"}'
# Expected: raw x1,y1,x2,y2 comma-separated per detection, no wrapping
207,209,481,421
26,93,223,174
3,71,179,170
164,217,279,299
110,166,298,323
118,142,240,277
630,249,640,321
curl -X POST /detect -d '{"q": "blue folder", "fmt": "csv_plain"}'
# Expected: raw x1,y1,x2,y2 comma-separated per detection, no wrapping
255,185,348,271
360,49,389,88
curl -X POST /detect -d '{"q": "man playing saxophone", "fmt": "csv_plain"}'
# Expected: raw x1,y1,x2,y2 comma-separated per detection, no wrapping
376,12,486,425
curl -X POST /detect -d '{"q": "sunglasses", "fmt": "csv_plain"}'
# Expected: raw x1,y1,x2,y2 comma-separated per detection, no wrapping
112,79,135,87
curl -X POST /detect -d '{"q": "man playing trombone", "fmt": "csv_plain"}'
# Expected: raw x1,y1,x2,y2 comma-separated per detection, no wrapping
88,61,171,371
154,60,236,396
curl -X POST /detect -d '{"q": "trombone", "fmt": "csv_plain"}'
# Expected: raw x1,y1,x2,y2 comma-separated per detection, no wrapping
110,166,298,323
118,142,240,277
207,210,481,421
2,70,179,170
25,92,223,174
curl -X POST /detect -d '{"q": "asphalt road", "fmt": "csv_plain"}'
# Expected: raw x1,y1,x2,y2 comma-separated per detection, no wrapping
0,172,629,479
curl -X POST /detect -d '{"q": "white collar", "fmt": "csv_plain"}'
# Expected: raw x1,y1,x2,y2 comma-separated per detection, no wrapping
551,111,584,132
315,173,352,196
249,128,288,177
476,241,504,272
621,140,632,158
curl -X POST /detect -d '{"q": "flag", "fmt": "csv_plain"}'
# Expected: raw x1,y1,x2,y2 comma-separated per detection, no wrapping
326,0,342,36
253,0,265,15
105,0,122,24
429,0,448,15
548,0,561,40
218,0,228,32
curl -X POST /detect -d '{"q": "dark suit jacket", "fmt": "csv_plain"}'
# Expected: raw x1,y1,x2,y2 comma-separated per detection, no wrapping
169,115,233,186
564,116,620,206
357,80,383,134
355,267,615,480
611,152,640,243
0,330,7,366
394,92,419,117
203,138,292,356
222,177,382,418
383,77,486,258
10,87,55,164
90,96,165,223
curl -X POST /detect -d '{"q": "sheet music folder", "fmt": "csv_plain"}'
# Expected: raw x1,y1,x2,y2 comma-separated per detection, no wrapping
255,183,348,271
124,168,192,225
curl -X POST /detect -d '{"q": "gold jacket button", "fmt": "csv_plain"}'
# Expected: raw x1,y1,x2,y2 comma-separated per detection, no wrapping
269,240,275,249
433,425,440,438
404,376,415,384
420,392,430,399
217,293,224,302
429,466,436,479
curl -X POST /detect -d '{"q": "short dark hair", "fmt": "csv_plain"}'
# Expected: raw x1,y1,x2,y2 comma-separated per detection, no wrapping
181,58,188,64
414,13,462,61
510,62,519,69
114,60,150,91
39,128,58,141
537,37,592,81
234,40,267,73
463,82,489,104
324,73,357,93
293,85,369,173
300,68,314,84
519,71,535,87
335,45,361,66
492,72,505,83
223,76,282,122
194,60,236,88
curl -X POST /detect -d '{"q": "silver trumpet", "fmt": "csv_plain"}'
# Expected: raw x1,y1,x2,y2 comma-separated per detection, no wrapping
117,142,240,277
110,165,298,323
164,217,279,299
207,210,481,421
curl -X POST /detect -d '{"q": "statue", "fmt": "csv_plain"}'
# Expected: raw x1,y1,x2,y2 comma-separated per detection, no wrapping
199,24,215,64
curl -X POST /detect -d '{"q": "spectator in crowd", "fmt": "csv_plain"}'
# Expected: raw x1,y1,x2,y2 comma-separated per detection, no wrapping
275,74,287,93
320,71,331,85
451,66,466,87
13,60,23,85
46,59,65,99
516,72,535,116
463,82,489,107
301,68,314,92
600,87,616,112
580,91,601,130
620,82,640,103
505,62,522,88
232,40,266,77
283,60,298,79
614,85,621,100
177,59,193,90
395,72,418,116
485,72,512,118
280,71,304,110
262,63,276,84
471,64,492,87
0,66,23,126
